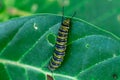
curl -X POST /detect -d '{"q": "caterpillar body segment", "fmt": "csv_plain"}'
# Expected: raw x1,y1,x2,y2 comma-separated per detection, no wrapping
48,18,71,71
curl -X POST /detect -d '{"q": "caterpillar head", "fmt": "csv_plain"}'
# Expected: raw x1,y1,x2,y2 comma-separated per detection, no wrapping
62,18,71,26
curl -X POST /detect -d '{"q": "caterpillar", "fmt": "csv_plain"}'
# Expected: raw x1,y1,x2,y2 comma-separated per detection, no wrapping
48,18,71,71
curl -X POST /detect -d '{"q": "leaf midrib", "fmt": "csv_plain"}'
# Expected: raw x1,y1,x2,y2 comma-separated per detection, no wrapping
0,58,76,80
0,56,119,80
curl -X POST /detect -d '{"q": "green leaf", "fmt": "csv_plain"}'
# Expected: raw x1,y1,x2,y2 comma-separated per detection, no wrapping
0,14,120,80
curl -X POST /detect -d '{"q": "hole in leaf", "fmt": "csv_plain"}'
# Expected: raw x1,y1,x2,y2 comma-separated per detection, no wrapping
85,43,90,48
47,33,56,45
47,74,54,80
112,73,118,80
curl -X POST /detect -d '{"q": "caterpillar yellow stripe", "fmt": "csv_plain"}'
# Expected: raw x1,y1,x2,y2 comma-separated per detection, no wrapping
48,18,71,71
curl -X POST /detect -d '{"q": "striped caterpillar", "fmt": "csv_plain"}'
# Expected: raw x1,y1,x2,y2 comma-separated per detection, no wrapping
48,17,71,71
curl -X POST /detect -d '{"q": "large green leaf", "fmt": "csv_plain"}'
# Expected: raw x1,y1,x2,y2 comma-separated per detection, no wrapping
0,14,120,80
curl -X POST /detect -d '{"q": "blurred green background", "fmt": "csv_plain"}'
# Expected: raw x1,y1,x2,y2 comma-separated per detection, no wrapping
0,0,120,37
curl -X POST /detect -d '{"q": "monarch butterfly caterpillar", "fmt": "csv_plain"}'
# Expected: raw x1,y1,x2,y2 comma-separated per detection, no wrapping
48,17,71,71
48,8,76,71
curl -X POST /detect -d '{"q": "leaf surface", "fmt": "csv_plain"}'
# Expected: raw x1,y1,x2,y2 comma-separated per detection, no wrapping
0,14,120,80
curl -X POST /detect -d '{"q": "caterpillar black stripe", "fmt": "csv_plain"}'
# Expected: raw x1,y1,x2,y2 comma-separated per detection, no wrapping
48,18,71,71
